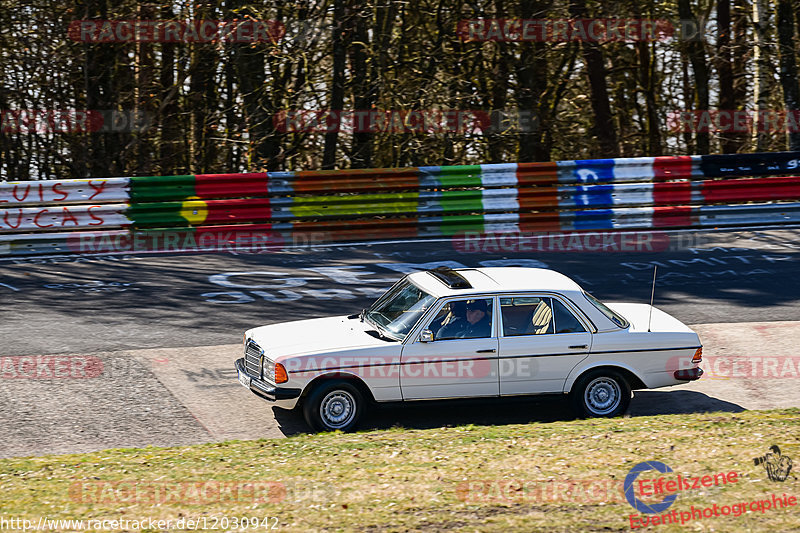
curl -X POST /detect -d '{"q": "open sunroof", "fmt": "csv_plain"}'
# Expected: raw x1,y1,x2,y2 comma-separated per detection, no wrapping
426,266,472,289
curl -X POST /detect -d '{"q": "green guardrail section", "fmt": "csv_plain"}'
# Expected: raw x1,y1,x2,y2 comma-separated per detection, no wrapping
129,175,197,202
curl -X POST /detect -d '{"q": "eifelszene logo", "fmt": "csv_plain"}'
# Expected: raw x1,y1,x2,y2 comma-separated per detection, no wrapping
624,461,678,514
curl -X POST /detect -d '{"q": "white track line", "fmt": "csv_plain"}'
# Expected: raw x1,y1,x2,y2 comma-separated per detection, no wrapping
2,224,800,262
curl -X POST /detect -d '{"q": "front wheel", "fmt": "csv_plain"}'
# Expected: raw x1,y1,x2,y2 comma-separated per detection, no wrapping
303,380,364,432
570,369,631,418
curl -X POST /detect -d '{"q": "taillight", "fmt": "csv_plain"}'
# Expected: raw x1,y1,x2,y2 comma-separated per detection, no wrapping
275,363,288,384
692,347,703,364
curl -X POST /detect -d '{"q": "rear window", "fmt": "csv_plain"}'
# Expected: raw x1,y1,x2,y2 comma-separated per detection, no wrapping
583,292,629,328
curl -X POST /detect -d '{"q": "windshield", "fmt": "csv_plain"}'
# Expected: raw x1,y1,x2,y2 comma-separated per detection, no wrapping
365,278,436,340
583,292,629,328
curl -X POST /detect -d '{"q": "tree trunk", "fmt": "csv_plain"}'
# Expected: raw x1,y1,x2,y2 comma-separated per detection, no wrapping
637,39,661,155
83,0,115,176
234,37,273,168
349,0,373,168
570,0,618,158
541,44,579,158
717,0,736,153
487,44,509,164
752,0,772,151
158,5,181,175
133,3,156,174
322,0,348,169
516,0,551,162
224,46,239,171
776,0,800,150
678,0,710,154
515,39,549,161
680,53,694,153
189,1,218,172
731,0,749,151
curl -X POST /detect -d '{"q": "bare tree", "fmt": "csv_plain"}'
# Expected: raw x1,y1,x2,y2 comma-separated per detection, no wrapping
569,0,618,157
776,0,800,150
751,0,772,151
678,0,710,154
322,0,348,169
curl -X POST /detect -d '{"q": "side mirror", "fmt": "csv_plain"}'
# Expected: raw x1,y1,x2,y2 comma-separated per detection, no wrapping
419,329,434,343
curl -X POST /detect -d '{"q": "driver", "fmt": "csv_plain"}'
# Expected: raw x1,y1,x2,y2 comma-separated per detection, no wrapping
460,299,491,338
437,299,491,339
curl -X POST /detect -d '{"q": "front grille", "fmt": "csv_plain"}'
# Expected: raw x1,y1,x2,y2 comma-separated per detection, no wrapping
244,340,262,378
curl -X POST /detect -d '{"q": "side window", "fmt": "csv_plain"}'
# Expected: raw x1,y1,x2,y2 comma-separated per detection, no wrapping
428,300,466,338
552,299,587,334
430,298,493,340
500,297,554,336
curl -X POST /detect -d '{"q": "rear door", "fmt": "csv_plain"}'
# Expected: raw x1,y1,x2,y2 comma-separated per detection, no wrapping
498,295,592,394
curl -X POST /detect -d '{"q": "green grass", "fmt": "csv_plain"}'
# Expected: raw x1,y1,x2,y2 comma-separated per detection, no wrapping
1,410,799,532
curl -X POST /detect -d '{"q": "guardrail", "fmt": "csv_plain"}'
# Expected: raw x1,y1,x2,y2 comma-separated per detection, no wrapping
2,151,800,255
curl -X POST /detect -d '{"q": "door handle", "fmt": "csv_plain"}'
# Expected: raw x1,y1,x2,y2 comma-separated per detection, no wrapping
476,349,497,353
569,345,588,349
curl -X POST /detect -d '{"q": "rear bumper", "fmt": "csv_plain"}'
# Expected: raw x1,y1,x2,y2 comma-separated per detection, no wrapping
674,367,704,381
235,358,302,402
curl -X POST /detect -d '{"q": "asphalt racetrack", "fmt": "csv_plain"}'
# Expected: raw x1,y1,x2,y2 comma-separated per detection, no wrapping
1,227,799,458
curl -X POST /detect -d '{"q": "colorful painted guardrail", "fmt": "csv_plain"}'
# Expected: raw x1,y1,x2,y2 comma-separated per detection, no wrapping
2,151,800,255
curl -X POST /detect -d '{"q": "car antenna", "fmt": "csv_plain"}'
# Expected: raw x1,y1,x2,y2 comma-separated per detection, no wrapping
647,265,657,332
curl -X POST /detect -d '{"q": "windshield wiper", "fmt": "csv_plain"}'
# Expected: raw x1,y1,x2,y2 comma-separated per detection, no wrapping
363,316,398,341
361,310,400,341
372,324,399,341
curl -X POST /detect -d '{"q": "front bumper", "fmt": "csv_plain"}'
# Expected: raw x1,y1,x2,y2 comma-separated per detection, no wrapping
235,358,301,402
674,366,704,381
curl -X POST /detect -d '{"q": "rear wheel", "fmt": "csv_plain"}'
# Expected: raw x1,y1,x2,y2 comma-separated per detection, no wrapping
303,380,364,432
570,369,631,418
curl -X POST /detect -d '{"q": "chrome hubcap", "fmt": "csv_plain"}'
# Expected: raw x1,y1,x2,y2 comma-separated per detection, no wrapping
584,377,621,415
320,390,356,429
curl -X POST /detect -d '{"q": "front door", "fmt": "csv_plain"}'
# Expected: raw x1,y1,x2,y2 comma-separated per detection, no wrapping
400,297,499,400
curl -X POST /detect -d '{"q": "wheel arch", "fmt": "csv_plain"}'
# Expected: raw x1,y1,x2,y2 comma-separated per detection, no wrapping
565,363,647,394
300,371,376,405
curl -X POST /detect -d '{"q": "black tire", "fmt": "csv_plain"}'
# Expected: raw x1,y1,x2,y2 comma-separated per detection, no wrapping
570,369,631,418
302,380,364,432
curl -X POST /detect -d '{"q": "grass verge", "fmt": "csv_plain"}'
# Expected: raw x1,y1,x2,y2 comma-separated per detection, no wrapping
1,409,799,532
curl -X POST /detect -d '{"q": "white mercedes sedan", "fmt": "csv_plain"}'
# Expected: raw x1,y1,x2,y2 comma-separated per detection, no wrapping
236,267,703,432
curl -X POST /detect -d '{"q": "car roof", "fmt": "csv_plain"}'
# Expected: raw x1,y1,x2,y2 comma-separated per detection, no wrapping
409,267,584,297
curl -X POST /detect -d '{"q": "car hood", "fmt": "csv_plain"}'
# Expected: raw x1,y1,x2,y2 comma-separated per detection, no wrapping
246,315,396,359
